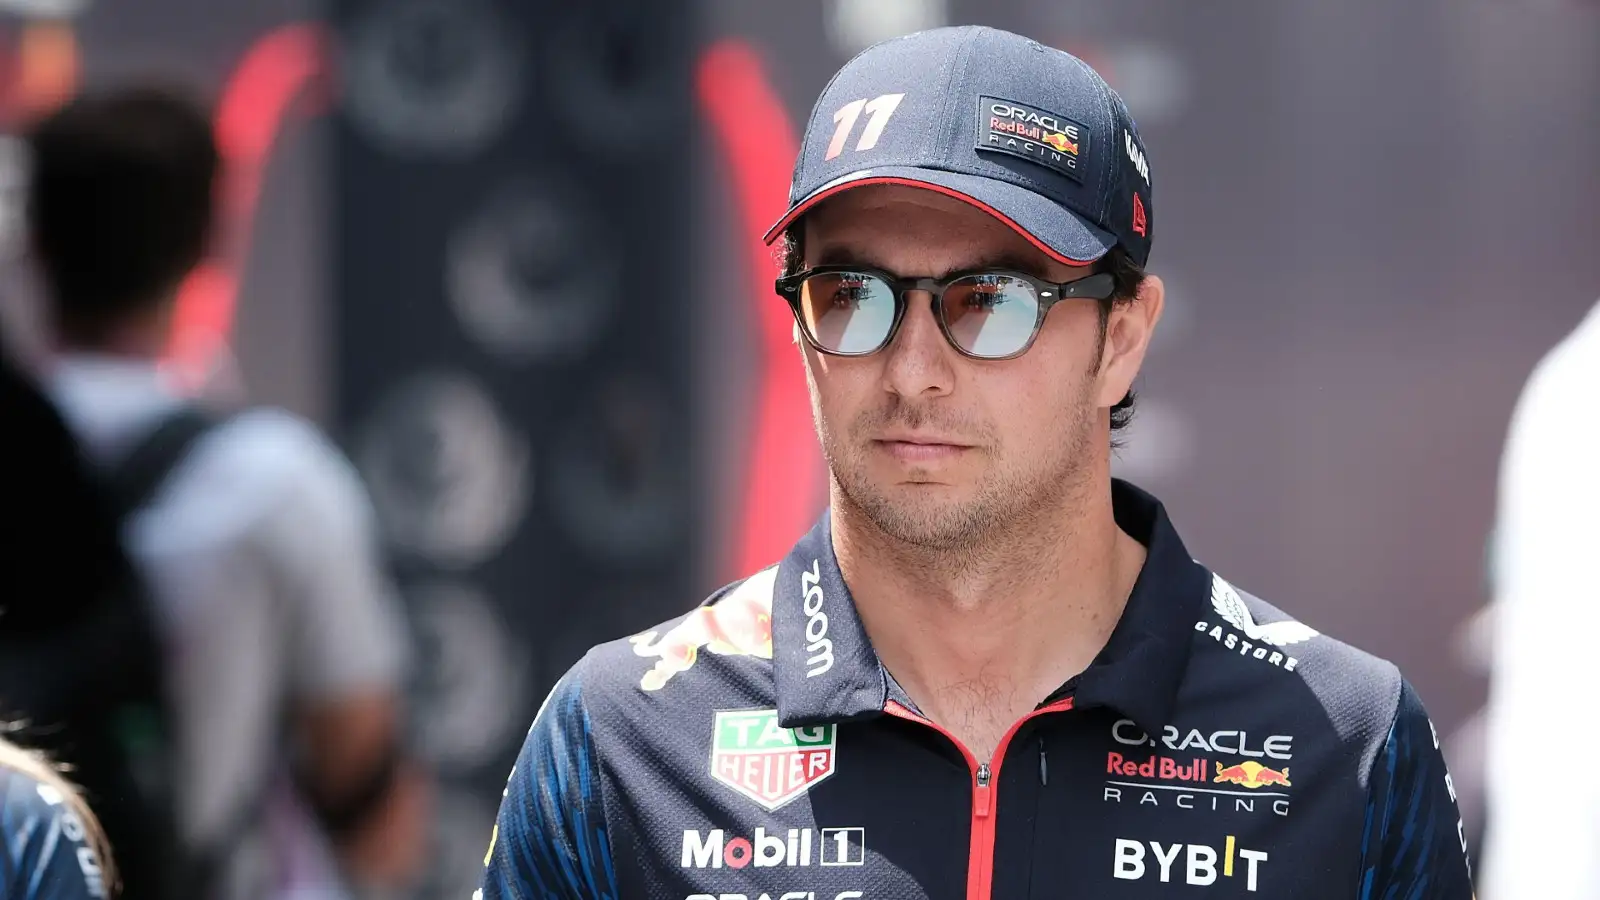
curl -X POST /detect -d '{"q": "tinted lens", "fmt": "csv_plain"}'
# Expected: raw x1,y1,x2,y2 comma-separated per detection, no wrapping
796,271,897,354
941,274,1041,358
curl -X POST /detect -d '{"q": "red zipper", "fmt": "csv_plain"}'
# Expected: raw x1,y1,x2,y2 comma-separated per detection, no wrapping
884,697,1075,900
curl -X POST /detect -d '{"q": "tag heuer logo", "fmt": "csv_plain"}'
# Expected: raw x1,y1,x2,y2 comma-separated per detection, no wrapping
711,709,837,811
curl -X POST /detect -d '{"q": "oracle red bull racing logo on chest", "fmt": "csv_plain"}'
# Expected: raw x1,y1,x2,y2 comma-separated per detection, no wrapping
1105,720,1295,816
711,709,837,811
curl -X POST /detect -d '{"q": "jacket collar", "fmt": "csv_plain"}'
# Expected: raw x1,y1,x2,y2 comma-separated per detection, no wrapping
772,479,1205,737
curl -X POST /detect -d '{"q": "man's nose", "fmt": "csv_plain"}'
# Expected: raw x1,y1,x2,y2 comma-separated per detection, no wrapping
880,289,955,399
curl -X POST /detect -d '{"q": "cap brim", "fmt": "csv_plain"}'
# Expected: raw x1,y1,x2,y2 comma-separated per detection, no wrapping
762,167,1116,267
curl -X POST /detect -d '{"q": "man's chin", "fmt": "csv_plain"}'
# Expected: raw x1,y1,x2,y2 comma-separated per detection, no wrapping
854,490,991,550
870,455,971,487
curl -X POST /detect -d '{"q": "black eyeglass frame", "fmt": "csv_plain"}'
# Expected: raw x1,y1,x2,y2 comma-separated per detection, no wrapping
773,266,1118,360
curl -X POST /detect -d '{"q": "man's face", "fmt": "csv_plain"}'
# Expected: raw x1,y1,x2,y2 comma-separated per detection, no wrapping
799,184,1157,550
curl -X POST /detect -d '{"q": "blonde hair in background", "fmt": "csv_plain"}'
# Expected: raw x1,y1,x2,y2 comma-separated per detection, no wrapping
0,735,119,894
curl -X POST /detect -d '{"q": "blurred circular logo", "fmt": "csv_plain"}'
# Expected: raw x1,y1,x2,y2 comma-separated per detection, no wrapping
546,373,689,566
540,2,683,159
405,581,527,773
342,0,523,158
445,177,621,365
356,372,530,568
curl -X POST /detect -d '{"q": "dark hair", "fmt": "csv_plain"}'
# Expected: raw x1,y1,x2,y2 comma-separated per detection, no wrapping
776,224,1143,437
26,85,219,344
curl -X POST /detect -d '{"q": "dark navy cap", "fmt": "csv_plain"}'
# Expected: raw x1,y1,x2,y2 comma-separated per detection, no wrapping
764,25,1154,267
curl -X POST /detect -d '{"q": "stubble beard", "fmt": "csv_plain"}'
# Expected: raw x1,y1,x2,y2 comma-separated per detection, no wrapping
822,392,1098,556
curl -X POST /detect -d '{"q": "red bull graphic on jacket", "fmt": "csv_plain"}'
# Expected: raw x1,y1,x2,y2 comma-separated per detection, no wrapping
629,567,776,690
1214,761,1292,789
479,480,1475,899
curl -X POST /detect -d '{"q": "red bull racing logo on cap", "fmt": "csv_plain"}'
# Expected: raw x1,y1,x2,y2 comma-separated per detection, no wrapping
630,567,776,691
1041,130,1078,155
977,95,1087,183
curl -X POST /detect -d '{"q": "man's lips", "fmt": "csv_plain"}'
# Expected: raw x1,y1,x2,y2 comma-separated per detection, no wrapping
873,434,972,462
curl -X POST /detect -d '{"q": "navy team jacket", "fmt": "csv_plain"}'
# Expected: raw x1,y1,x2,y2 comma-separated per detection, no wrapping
480,481,1475,899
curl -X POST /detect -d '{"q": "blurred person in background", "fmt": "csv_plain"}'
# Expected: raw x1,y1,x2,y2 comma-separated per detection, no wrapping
481,26,1475,898
1,313,166,900
0,735,118,900
18,85,430,900
1480,298,1600,899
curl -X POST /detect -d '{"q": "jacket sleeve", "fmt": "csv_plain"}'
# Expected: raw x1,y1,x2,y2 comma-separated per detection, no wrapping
1356,679,1476,899
479,663,618,900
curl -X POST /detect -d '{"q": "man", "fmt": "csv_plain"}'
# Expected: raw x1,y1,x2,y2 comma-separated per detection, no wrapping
25,87,429,899
481,26,1474,898
1479,298,1600,899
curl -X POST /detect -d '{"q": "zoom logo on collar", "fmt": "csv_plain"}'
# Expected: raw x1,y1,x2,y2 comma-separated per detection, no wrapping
800,559,834,677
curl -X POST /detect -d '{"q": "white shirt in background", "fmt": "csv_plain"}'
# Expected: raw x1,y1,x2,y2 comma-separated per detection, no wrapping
48,355,410,900
1482,300,1600,900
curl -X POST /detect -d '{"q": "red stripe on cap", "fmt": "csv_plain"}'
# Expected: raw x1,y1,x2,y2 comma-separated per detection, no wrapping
762,176,1098,267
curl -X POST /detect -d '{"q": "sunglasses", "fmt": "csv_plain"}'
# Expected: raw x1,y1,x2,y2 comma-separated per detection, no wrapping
775,266,1117,360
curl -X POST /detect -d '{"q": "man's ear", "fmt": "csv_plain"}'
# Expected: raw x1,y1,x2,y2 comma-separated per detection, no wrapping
1096,273,1164,409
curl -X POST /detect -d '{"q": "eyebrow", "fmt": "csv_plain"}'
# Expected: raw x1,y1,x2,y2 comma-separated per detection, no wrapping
811,246,1059,281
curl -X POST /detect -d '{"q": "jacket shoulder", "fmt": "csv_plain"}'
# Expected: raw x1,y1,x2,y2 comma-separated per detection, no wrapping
574,565,780,707
1196,572,1404,772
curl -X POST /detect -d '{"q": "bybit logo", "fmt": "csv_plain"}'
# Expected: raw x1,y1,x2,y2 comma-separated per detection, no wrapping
1114,836,1268,892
